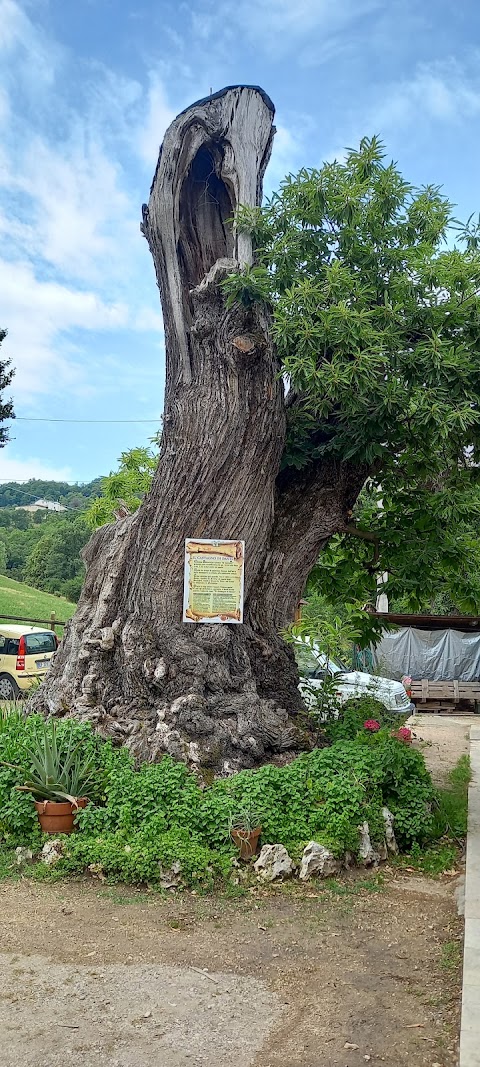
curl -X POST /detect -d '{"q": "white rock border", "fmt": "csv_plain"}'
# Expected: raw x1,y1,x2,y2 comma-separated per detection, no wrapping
253,809,398,883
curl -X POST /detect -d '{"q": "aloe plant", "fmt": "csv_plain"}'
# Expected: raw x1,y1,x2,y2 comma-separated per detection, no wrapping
3,719,97,804
228,804,262,834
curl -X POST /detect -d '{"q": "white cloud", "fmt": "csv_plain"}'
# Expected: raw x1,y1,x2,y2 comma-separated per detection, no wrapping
239,0,381,36
0,2,173,293
266,122,307,188
370,59,480,133
0,2,174,408
322,56,480,167
85,66,143,138
137,75,176,167
0,87,9,125
5,132,133,284
0,259,128,401
189,0,382,59
0,260,128,332
0,0,32,50
0,453,73,482
0,0,63,87
134,306,164,332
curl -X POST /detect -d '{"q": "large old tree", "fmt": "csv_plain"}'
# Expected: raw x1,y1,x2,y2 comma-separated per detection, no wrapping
36,85,480,770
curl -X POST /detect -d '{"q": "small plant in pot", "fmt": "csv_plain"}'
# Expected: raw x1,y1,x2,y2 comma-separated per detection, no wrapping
229,805,262,861
4,720,97,834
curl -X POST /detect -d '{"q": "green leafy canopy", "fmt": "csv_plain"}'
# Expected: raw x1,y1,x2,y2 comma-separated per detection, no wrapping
223,137,480,612
86,446,159,528
309,480,480,616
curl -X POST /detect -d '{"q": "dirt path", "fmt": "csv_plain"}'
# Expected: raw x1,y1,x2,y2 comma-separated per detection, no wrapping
0,870,462,1067
409,712,473,785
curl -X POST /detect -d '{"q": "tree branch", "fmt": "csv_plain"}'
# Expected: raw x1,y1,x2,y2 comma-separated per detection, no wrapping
249,460,369,630
343,523,380,567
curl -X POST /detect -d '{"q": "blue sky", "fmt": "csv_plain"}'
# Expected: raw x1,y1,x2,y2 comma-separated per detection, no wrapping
1,0,480,484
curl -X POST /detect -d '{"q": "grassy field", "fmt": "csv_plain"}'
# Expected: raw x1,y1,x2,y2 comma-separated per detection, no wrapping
0,575,76,630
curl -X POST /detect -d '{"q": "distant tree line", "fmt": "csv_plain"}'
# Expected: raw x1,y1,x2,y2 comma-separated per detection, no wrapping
0,508,90,601
0,473,106,602
0,339,97,601
0,460,154,603
0,477,103,510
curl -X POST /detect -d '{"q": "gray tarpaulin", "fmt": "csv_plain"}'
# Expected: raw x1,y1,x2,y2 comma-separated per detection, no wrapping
373,627,480,681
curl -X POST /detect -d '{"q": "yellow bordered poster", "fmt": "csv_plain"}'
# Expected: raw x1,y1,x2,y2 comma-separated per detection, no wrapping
183,539,244,624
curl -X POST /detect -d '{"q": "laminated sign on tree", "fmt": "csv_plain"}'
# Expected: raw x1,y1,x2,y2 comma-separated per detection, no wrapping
183,540,245,624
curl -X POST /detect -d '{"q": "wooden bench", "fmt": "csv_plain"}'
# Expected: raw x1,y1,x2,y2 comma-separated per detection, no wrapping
410,679,480,714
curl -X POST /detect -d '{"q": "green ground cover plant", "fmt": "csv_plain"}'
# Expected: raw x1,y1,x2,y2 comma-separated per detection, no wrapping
0,705,465,888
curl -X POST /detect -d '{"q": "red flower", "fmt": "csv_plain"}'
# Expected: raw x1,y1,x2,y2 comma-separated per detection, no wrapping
364,719,381,732
393,727,412,743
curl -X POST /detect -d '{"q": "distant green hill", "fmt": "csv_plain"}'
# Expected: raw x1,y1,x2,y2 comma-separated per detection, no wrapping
0,575,76,632
0,477,103,509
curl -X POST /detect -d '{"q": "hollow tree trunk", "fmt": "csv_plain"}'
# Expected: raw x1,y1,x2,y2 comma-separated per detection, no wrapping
34,86,364,773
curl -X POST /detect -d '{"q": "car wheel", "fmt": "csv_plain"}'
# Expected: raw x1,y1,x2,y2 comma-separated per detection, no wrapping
0,674,21,701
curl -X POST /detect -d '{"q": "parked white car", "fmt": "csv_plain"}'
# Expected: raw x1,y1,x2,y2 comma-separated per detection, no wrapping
294,637,414,716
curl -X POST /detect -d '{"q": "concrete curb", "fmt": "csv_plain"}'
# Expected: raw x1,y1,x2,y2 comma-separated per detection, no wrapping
459,725,480,1065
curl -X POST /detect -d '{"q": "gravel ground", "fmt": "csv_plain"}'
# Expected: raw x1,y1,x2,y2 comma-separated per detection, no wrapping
0,954,280,1067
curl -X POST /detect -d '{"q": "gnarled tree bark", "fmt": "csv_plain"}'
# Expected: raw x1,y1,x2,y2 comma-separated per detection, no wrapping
34,86,365,772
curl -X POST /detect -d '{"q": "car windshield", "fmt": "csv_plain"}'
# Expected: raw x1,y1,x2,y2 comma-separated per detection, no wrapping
294,643,346,677
294,645,321,677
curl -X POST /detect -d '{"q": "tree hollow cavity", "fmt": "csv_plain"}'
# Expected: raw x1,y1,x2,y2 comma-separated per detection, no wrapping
178,142,235,290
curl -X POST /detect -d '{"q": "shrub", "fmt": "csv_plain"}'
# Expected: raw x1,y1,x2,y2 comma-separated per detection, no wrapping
324,695,408,743
77,752,200,835
0,711,442,884
61,825,232,888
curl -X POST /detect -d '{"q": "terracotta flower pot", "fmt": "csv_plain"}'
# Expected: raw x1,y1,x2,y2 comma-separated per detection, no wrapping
231,826,261,861
34,797,88,835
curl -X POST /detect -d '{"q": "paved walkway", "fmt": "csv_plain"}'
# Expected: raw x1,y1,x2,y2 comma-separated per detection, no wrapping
460,724,480,1066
